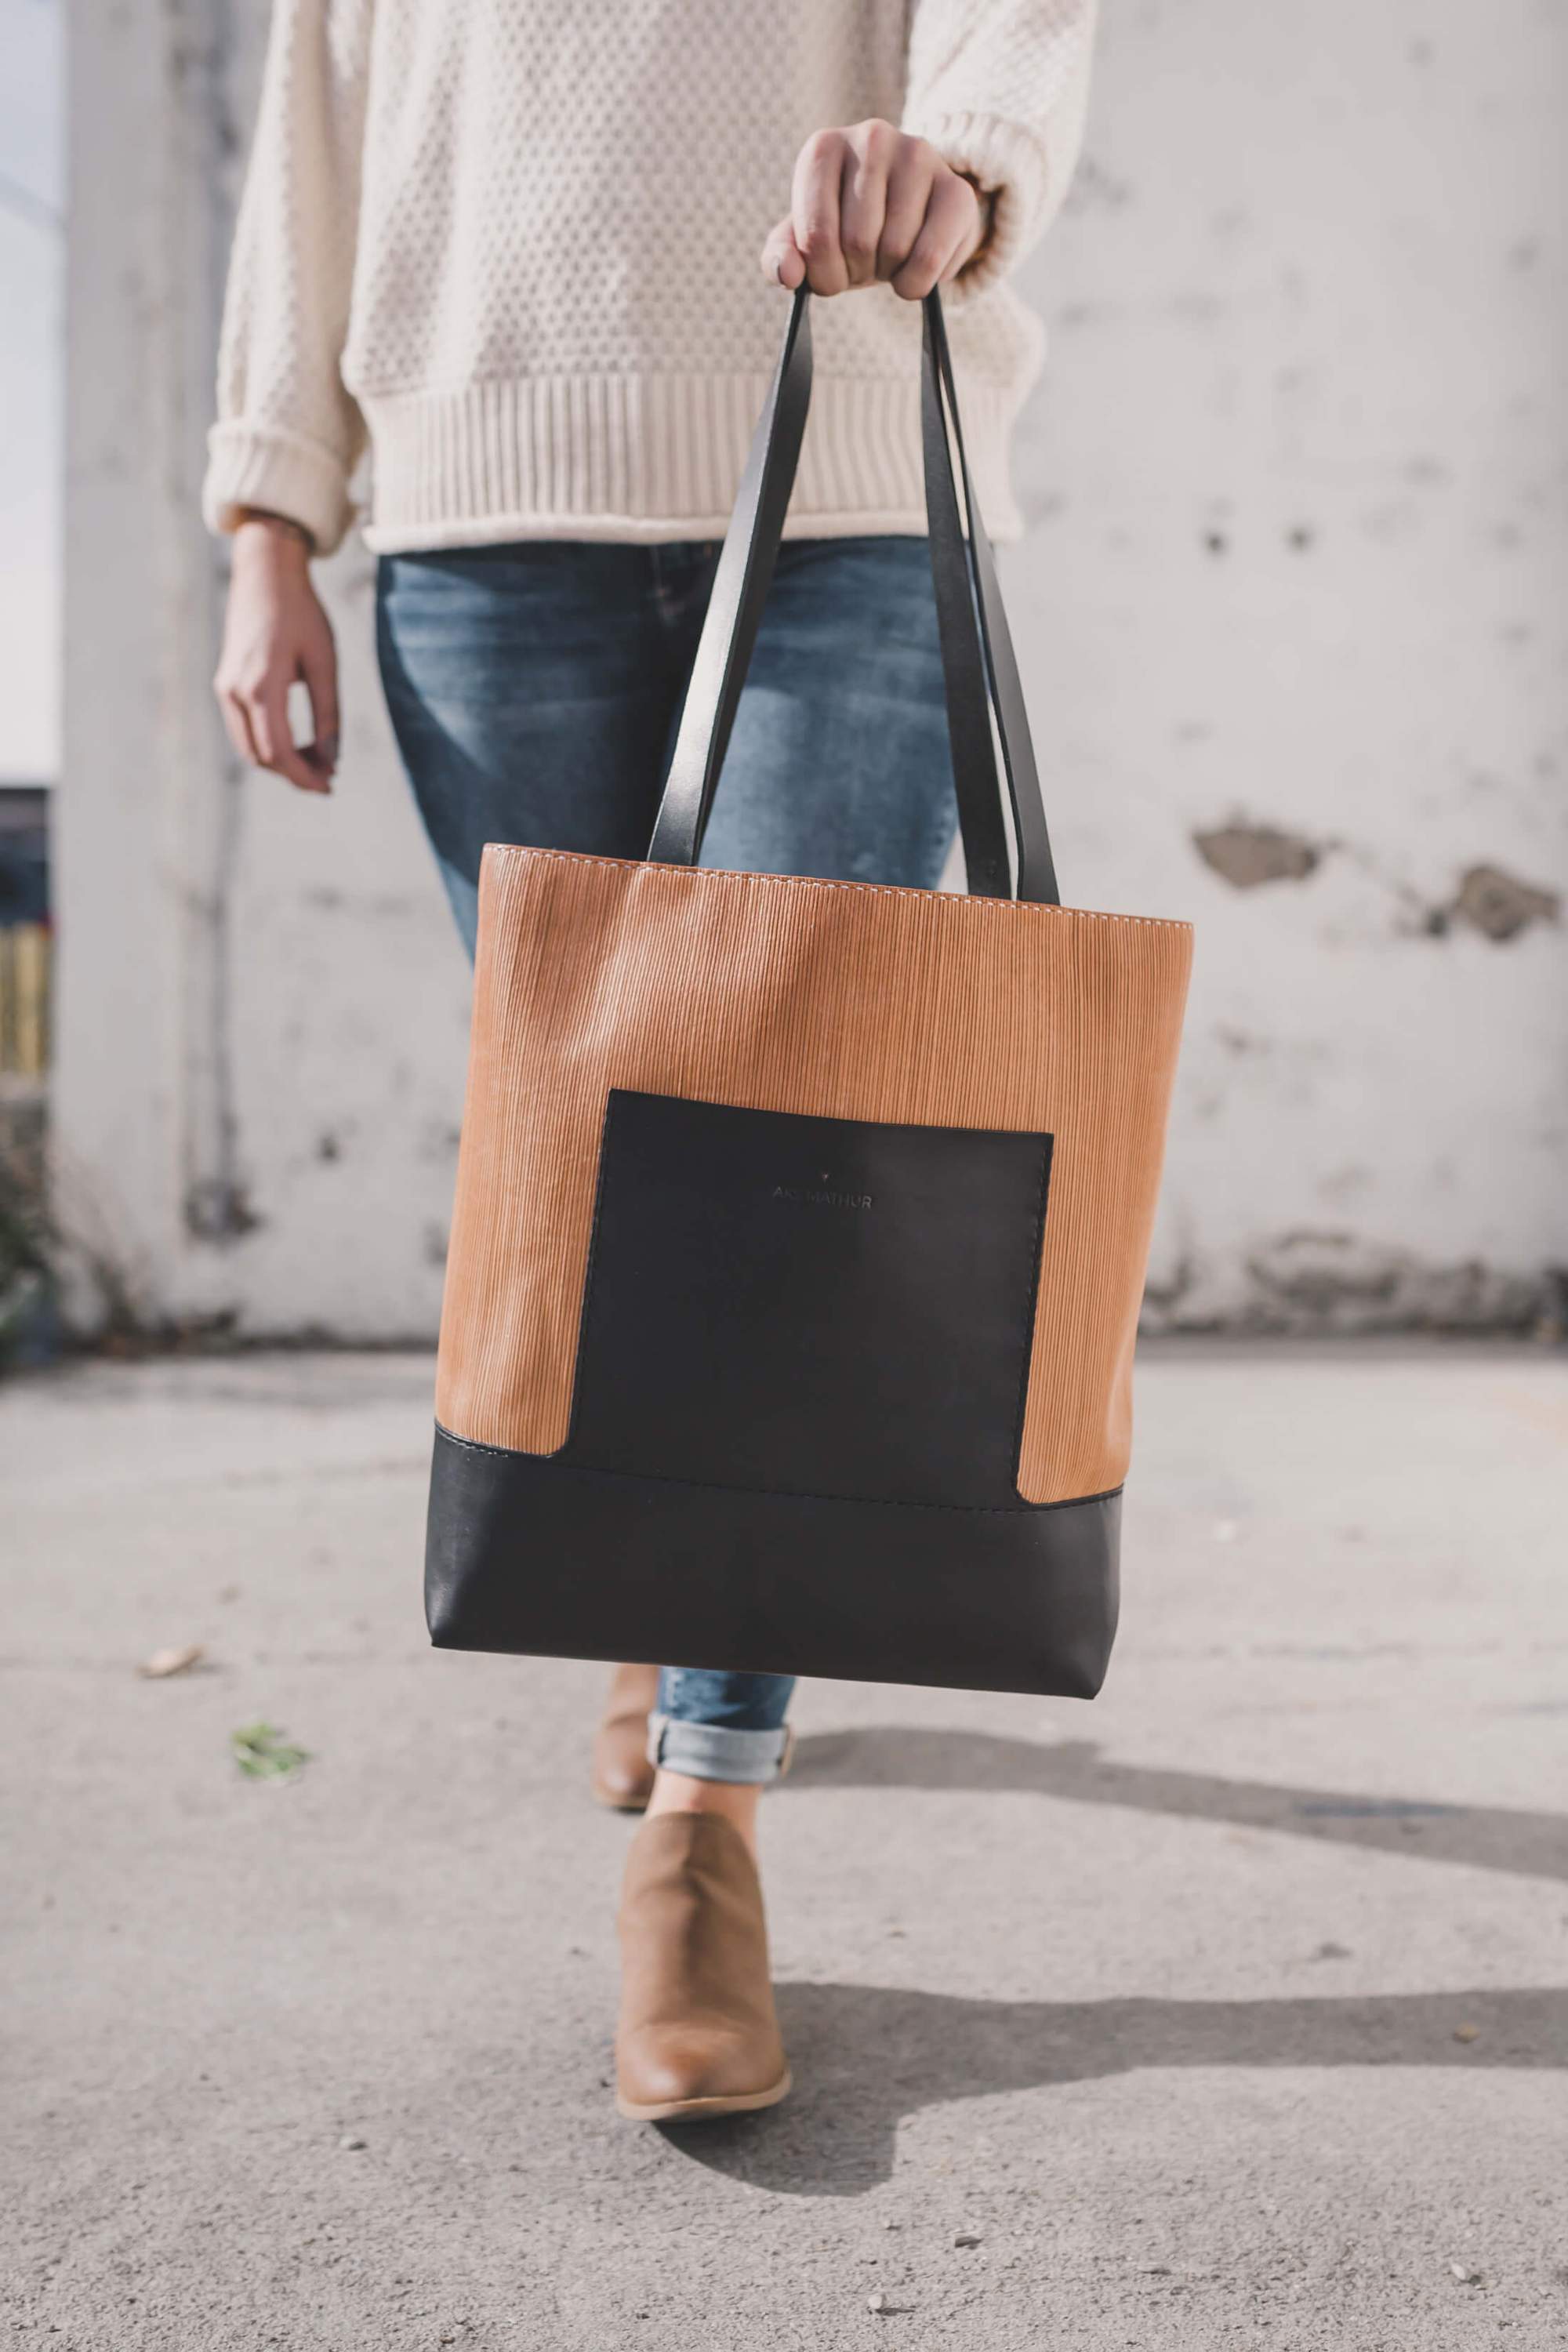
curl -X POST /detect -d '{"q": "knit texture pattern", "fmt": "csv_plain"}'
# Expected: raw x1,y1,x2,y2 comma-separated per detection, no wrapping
205,0,1098,555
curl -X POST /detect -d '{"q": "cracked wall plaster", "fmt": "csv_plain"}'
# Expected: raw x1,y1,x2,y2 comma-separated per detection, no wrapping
1193,825,1323,891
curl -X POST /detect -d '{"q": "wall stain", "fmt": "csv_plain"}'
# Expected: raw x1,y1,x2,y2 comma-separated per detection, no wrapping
418,1118,463,1162
1054,301,1115,332
1142,1230,1552,1337
302,886,423,918
1141,1254,1197,1317
1316,1164,1374,1205
1214,1025,1270,1056
1244,1235,1539,1333
1184,831,1553,942
1194,823,1322,889
1402,456,1451,487
184,1178,263,1242
1450,863,1560,943
1068,159,1134,212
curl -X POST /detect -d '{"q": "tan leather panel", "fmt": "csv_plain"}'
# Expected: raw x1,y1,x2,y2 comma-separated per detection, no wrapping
435,848,1192,1505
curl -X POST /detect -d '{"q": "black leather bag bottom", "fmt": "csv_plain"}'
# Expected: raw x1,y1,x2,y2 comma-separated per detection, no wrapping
426,1427,1120,1699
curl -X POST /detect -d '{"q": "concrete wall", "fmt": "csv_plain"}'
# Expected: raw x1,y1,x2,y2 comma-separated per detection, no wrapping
1020,0,1568,1331
56,0,1568,1338
57,0,470,1341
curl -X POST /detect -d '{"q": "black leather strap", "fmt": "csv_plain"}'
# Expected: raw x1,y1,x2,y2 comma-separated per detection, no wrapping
920,298,1014,898
647,287,1059,906
647,290,812,877
923,296,1059,906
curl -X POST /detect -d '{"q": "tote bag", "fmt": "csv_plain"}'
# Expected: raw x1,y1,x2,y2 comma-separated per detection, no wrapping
425,288,1192,1699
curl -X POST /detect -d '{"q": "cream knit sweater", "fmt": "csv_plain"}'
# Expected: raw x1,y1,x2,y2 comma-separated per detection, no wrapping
204,0,1096,557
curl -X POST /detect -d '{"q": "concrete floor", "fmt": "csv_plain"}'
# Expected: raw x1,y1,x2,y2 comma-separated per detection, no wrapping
2,1342,1566,2350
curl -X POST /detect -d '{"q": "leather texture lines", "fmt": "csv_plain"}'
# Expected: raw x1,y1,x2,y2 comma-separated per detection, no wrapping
434,848,1192,1505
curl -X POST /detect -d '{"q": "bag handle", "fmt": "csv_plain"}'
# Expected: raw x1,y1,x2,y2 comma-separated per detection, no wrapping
646,286,1059,906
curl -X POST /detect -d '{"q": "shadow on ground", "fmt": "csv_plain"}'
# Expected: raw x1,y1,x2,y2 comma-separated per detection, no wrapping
782,1727,1568,1882
660,1982,1568,2194
651,1728,1568,2190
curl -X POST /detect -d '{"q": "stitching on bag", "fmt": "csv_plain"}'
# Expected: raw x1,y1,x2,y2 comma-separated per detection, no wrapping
485,846,1192,935
434,1419,1123,1518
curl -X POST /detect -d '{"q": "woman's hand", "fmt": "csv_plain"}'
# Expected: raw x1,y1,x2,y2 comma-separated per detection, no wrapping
761,121,987,300
214,515,339,794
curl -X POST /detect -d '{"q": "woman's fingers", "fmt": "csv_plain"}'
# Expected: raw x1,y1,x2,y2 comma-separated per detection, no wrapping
877,145,938,283
242,673,279,769
230,665,328,795
764,124,983,299
257,670,325,795
890,170,981,300
790,129,851,296
219,687,261,771
839,123,895,289
299,624,340,787
214,523,339,795
760,216,806,289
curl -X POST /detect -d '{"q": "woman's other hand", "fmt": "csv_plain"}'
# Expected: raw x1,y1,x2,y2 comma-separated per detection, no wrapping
761,122,987,301
214,514,340,794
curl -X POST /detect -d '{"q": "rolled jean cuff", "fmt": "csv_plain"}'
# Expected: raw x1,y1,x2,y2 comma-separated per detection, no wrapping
645,1712,794,1788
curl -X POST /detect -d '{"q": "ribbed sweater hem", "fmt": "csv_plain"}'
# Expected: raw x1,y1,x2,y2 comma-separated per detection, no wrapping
362,507,956,552
355,366,1026,553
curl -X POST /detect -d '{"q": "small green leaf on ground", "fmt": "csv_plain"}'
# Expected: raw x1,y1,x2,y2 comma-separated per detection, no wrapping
230,1721,310,1780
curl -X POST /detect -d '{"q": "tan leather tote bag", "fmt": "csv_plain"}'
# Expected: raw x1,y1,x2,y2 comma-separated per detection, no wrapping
425,289,1192,1697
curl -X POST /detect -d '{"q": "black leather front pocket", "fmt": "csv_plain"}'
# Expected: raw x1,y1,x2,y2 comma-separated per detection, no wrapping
561,1091,1051,1509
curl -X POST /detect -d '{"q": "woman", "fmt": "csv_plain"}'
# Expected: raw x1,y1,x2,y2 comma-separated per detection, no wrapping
207,0,1096,2124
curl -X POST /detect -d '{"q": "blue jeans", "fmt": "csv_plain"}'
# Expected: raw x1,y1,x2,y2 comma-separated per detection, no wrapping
377,537,956,1782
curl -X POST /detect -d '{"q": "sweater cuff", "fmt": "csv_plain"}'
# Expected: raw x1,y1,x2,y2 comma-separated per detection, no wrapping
202,422,357,557
909,111,1051,301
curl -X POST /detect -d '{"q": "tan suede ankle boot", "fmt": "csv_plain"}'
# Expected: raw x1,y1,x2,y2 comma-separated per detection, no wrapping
615,1813,791,2123
590,1662,660,1811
